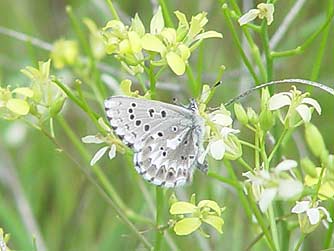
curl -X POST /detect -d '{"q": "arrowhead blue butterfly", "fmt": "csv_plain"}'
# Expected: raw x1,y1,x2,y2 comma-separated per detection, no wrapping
104,96,207,188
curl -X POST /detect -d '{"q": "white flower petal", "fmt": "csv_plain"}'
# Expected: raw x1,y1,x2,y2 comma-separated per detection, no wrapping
302,97,321,115
259,188,277,212
275,159,297,173
277,179,303,199
291,201,311,214
238,9,260,26
108,144,116,159
211,113,233,126
318,206,333,223
90,146,109,166
268,93,291,111
296,104,311,122
82,135,104,144
220,127,240,137
307,208,320,225
209,140,226,160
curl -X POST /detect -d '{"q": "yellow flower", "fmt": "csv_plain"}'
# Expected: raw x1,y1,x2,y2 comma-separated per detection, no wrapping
305,168,334,200
170,194,225,236
0,86,33,120
50,39,79,69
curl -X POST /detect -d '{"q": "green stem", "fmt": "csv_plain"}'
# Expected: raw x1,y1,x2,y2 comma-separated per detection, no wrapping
309,0,333,91
154,187,164,251
268,205,280,251
66,5,106,101
186,64,200,97
157,0,174,28
222,4,259,84
268,128,289,163
224,160,253,220
293,234,305,251
207,171,241,188
323,201,334,248
246,187,276,251
149,64,157,99
237,158,254,172
261,21,273,83
105,0,120,20
239,139,261,152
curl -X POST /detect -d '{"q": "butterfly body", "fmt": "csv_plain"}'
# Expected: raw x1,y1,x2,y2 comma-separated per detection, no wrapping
104,96,206,188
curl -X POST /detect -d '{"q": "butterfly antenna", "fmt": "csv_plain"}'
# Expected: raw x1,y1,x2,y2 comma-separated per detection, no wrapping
224,78,334,107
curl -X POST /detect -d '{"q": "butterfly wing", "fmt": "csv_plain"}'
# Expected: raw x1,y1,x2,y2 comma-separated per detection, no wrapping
104,96,204,188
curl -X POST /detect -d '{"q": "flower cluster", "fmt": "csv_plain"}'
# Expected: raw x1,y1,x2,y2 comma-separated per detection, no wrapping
169,194,225,236
102,7,222,76
243,160,303,212
1,60,65,121
20,60,66,120
238,3,274,26
82,118,125,166
198,85,242,163
292,198,332,233
268,86,321,127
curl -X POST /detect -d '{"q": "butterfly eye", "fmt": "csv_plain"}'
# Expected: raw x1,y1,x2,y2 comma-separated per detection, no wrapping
131,102,137,107
128,108,133,113
157,132,163,137
129,114,135,120
161,110,167,118
171,126,178,132
162,151,167,157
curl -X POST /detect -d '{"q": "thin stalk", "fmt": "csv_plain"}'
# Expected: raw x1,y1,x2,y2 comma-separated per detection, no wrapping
309,0,333,92
224,160,253,220
149,64,157,99
157,0,174,28
207,171,241,188
268,205,280,251
66,6,106,100
268,128,289,163
154,187,164,251
239,139,261,152
186,65,200,97
246,188,276,251
293,234,305,251
237,158,254,172
261,21,273,82
105,0,120,20
323,201,334,248
222,4,259,84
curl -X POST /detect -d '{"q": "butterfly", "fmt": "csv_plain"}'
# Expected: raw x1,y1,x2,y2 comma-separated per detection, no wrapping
104,96,208,188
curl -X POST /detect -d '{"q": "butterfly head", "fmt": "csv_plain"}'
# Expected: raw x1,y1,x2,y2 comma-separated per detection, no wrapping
188,98,199,112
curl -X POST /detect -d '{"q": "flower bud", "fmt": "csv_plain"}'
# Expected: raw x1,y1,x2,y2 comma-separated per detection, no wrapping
234,103,248,125
50,96,66,117
259,110,275,131
247,107,258,124
305,123,327,158
298,213,319,234
300,157,317,178
224,134,242,160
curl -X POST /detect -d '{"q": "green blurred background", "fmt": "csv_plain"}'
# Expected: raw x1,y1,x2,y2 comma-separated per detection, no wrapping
0,0,333,250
